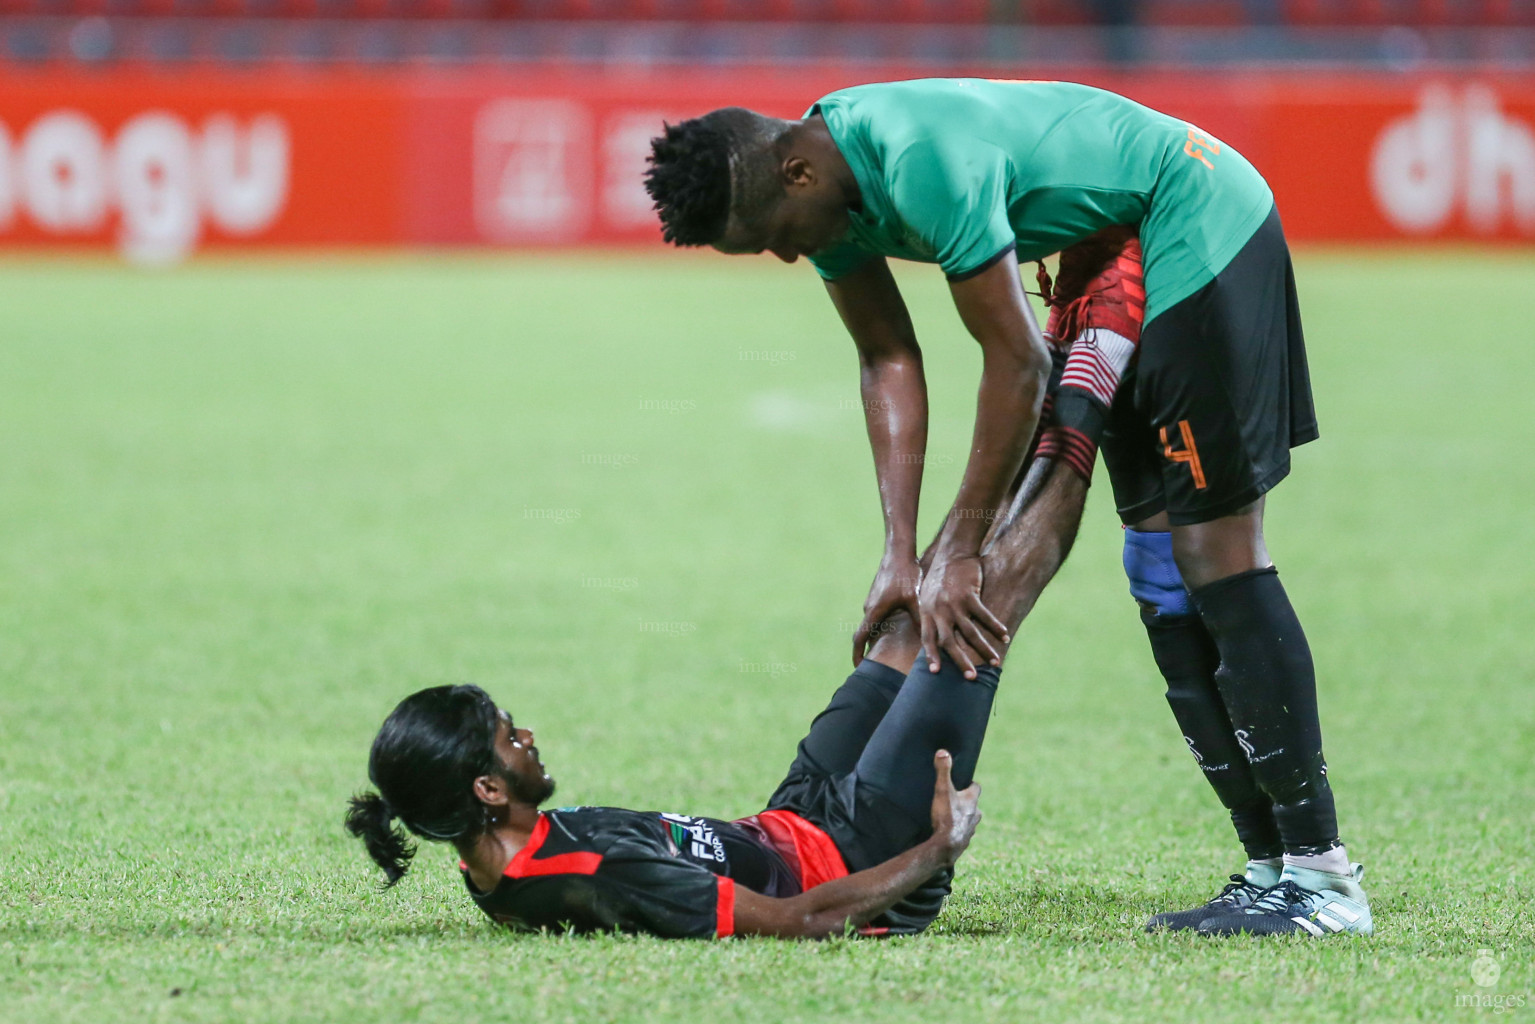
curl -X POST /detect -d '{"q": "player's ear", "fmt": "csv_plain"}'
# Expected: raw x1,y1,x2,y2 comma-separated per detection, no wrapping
782,154,815,190
473,774,510,810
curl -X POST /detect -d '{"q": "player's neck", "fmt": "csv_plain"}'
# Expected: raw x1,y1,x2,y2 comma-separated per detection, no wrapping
800,115,862,211
456,806,541,892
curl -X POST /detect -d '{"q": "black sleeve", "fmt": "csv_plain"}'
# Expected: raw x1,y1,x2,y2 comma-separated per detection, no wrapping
590,838,730,939
485,843,730,939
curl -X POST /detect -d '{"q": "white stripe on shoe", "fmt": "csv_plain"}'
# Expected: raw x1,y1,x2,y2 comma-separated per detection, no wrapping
1291,916,1326,937
1322,902,1361,923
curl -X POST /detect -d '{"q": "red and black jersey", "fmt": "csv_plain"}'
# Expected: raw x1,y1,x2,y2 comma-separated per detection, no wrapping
463,806,843,939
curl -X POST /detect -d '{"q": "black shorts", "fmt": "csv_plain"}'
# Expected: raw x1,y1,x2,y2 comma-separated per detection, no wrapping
1101,205,1319,527
763,661,926,873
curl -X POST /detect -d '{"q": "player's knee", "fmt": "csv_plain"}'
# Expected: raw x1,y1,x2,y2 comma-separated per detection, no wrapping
1168,502,1269,590
1123,529,1191,617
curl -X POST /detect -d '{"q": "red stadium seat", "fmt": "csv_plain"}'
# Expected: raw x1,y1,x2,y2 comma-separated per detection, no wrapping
1345,0,1392,24
1416,0,1458,24
1023,0,1100,26
880,0,987,23
1142,0,1247,26
1281,0,1336,24
1479,0,1534,23
415,0,494,18
10,0,1526,26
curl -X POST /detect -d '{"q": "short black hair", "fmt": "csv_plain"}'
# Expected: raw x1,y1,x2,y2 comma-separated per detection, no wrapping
645,117,732,246
645,108,790,247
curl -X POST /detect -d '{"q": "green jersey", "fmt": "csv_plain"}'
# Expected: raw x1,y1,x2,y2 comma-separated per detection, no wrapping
806,78,1275,325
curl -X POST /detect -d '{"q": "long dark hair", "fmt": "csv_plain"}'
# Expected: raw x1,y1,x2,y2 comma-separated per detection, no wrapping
344,684,501,887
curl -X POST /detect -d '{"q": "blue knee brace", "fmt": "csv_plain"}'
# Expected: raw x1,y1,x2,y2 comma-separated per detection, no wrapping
1123,529,1191,616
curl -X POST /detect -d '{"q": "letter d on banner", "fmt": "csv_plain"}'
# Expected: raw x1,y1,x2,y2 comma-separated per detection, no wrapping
1370,84,1459,233
1372,83,1535,236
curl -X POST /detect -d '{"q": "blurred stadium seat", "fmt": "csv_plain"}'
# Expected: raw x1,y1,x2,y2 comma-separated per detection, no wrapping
0,0,1531,65
0,0,1527,17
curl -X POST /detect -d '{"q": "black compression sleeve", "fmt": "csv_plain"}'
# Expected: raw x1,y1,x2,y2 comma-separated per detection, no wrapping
1192,567,1340,855
851,651,999,828
1143,608,1284,860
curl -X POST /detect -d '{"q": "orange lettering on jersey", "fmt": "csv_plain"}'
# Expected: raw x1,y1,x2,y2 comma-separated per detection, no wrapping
1188,127,1222,153
1160,420,1208,490
1183,127,1220,170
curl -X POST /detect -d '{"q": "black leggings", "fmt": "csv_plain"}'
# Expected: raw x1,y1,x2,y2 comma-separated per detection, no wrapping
765,652,999,872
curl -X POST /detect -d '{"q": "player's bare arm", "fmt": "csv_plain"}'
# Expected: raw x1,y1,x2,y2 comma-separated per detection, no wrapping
822,257,930,668
976,458,1087,633
732,750,978,938
921,250,1051,679
643,109,1049,682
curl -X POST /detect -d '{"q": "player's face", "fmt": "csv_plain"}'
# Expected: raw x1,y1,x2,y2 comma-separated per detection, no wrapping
491,708,555,807
773,189,851,263
713,198,846,263
711,160,850,264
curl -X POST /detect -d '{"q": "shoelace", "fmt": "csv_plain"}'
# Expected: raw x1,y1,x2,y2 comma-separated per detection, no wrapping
1211,874,1267,906
1033,260,1099,347
1247,879,1318,916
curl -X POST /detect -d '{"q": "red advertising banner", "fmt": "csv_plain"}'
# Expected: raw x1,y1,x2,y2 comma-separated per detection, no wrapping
1,65,1532,261
0,69,407,261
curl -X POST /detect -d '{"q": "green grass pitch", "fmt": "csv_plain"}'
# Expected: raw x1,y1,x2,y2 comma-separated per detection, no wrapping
1,249,1532,1023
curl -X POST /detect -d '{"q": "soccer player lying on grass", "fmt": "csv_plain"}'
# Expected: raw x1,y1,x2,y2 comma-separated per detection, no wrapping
645,78,1372,938
345,457,1089,939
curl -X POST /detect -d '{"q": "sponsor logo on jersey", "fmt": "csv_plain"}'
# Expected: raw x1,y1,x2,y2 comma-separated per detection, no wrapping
659,813,726,864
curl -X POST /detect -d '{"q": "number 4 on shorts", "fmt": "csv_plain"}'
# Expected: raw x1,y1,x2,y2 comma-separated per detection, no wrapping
1160,419,1208,490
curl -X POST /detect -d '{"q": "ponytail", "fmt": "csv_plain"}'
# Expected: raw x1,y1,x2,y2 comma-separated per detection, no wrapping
346,684,502,890
345,791,416,887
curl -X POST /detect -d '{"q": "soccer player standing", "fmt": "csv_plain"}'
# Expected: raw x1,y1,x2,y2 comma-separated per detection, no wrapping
645,78,1371,937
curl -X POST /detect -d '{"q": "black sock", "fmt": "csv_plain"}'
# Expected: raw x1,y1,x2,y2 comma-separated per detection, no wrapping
1142,608,1284,861
1192,567,1339,855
